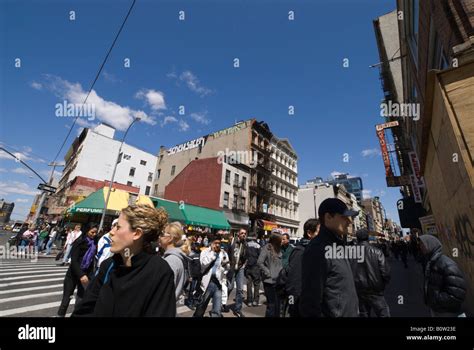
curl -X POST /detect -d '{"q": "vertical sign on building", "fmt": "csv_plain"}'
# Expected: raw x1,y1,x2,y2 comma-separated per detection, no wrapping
376,127,392,177
410,175,423,203
408,152,425,188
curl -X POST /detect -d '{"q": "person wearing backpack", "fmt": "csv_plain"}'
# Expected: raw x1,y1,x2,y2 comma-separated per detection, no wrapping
185,242,202,309
160,222,190,301
281,219,320,317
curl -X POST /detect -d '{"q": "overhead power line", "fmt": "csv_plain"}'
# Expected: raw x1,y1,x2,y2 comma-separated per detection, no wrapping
51,0,138,164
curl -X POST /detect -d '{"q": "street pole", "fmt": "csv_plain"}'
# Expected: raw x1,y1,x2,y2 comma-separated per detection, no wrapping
98,117,140,233
32,162,64,226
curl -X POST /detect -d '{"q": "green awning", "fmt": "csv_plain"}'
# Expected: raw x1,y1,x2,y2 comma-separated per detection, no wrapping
153,198,186,222
181,204,230,230
151,198,230,229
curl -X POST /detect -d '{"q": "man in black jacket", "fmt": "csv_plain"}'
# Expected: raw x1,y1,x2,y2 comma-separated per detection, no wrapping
285,218,320,317
419,235,467,317
353,229,391,317
300,198,359,317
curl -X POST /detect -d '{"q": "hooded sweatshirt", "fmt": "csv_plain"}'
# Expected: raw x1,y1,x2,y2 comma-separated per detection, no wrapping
163,247,189,299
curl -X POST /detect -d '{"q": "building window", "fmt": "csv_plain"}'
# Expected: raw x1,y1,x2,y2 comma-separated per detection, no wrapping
154,184,158,196
225,170,231,185
171,165,176,176
159,155,163,163
127,181,133,186
145,186,150,196
223,192,229,208
234,173,239,186
198,144,202,154
140,160,147,166
129,167,136,177
147,172,153,182
156,169,161,179
242,176,247,188
240,197,246,210
233,194,238,209
123,154,131,161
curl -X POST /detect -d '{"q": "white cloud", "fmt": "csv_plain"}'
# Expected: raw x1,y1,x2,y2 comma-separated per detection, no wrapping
362,189,372,199
0,168,6,172
41,75,156,131
0,181,39,196
178,120,190,132
161,116,178,127
102,71,121,83
76,118,99,130
30,81,43,90
0,150,30,162
135,89,166,111
12,168,30,174
361,148,382,157
16,198,29,203
168,70,213,97
40,169,62,180
190,112,211,125
0,144,46,164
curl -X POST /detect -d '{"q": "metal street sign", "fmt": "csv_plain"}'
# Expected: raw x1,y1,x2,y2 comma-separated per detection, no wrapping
38,183,57,194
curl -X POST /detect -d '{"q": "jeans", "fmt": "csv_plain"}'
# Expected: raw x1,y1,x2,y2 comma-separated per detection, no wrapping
193,278,222,317
229,268,245,312
263,283,280,318
45,238,54,255
62,244,72,263
245,266,261,304
358,293,390,317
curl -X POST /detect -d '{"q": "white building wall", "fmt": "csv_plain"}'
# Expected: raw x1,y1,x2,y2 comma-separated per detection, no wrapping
298,184,337,234
69,129,157,195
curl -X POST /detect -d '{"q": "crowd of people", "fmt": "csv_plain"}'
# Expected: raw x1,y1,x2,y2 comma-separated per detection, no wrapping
10,198,468,318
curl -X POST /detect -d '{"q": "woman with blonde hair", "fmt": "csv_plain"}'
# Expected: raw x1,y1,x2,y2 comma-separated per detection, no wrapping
72,204,176,317
160,221,190,300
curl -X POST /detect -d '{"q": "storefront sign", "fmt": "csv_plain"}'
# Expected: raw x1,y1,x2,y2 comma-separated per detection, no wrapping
410,175,423,203
211,120,251,139
167,136,206,155
376,128,393,177
375,120,399,131
408,152,425,187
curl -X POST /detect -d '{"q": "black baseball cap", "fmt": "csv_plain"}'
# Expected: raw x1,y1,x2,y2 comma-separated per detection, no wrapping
318,198,359,219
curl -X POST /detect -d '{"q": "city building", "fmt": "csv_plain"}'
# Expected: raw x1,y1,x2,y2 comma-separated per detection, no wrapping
164,157,250,230
58,123,157,197
47,175,140,221
307,174,364,203
374,0,474,313
0,199,15,224
298,180,363,236
153,119,299,236
362,197,386,235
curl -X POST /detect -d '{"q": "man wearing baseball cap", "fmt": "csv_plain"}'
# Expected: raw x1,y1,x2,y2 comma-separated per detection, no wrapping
299,198,359,317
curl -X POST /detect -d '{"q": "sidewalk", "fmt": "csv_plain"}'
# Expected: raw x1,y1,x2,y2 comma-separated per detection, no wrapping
385,255,430,317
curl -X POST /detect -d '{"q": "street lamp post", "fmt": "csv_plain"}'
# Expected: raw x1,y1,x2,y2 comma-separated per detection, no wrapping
98,117,141,233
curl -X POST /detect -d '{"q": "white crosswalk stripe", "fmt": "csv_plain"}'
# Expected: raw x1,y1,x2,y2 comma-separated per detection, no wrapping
0,258,72,317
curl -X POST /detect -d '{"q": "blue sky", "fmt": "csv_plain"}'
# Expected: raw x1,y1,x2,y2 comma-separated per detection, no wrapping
0,0,401,223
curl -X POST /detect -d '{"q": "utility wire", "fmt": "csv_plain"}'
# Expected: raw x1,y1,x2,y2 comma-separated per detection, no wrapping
51,0,137,164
